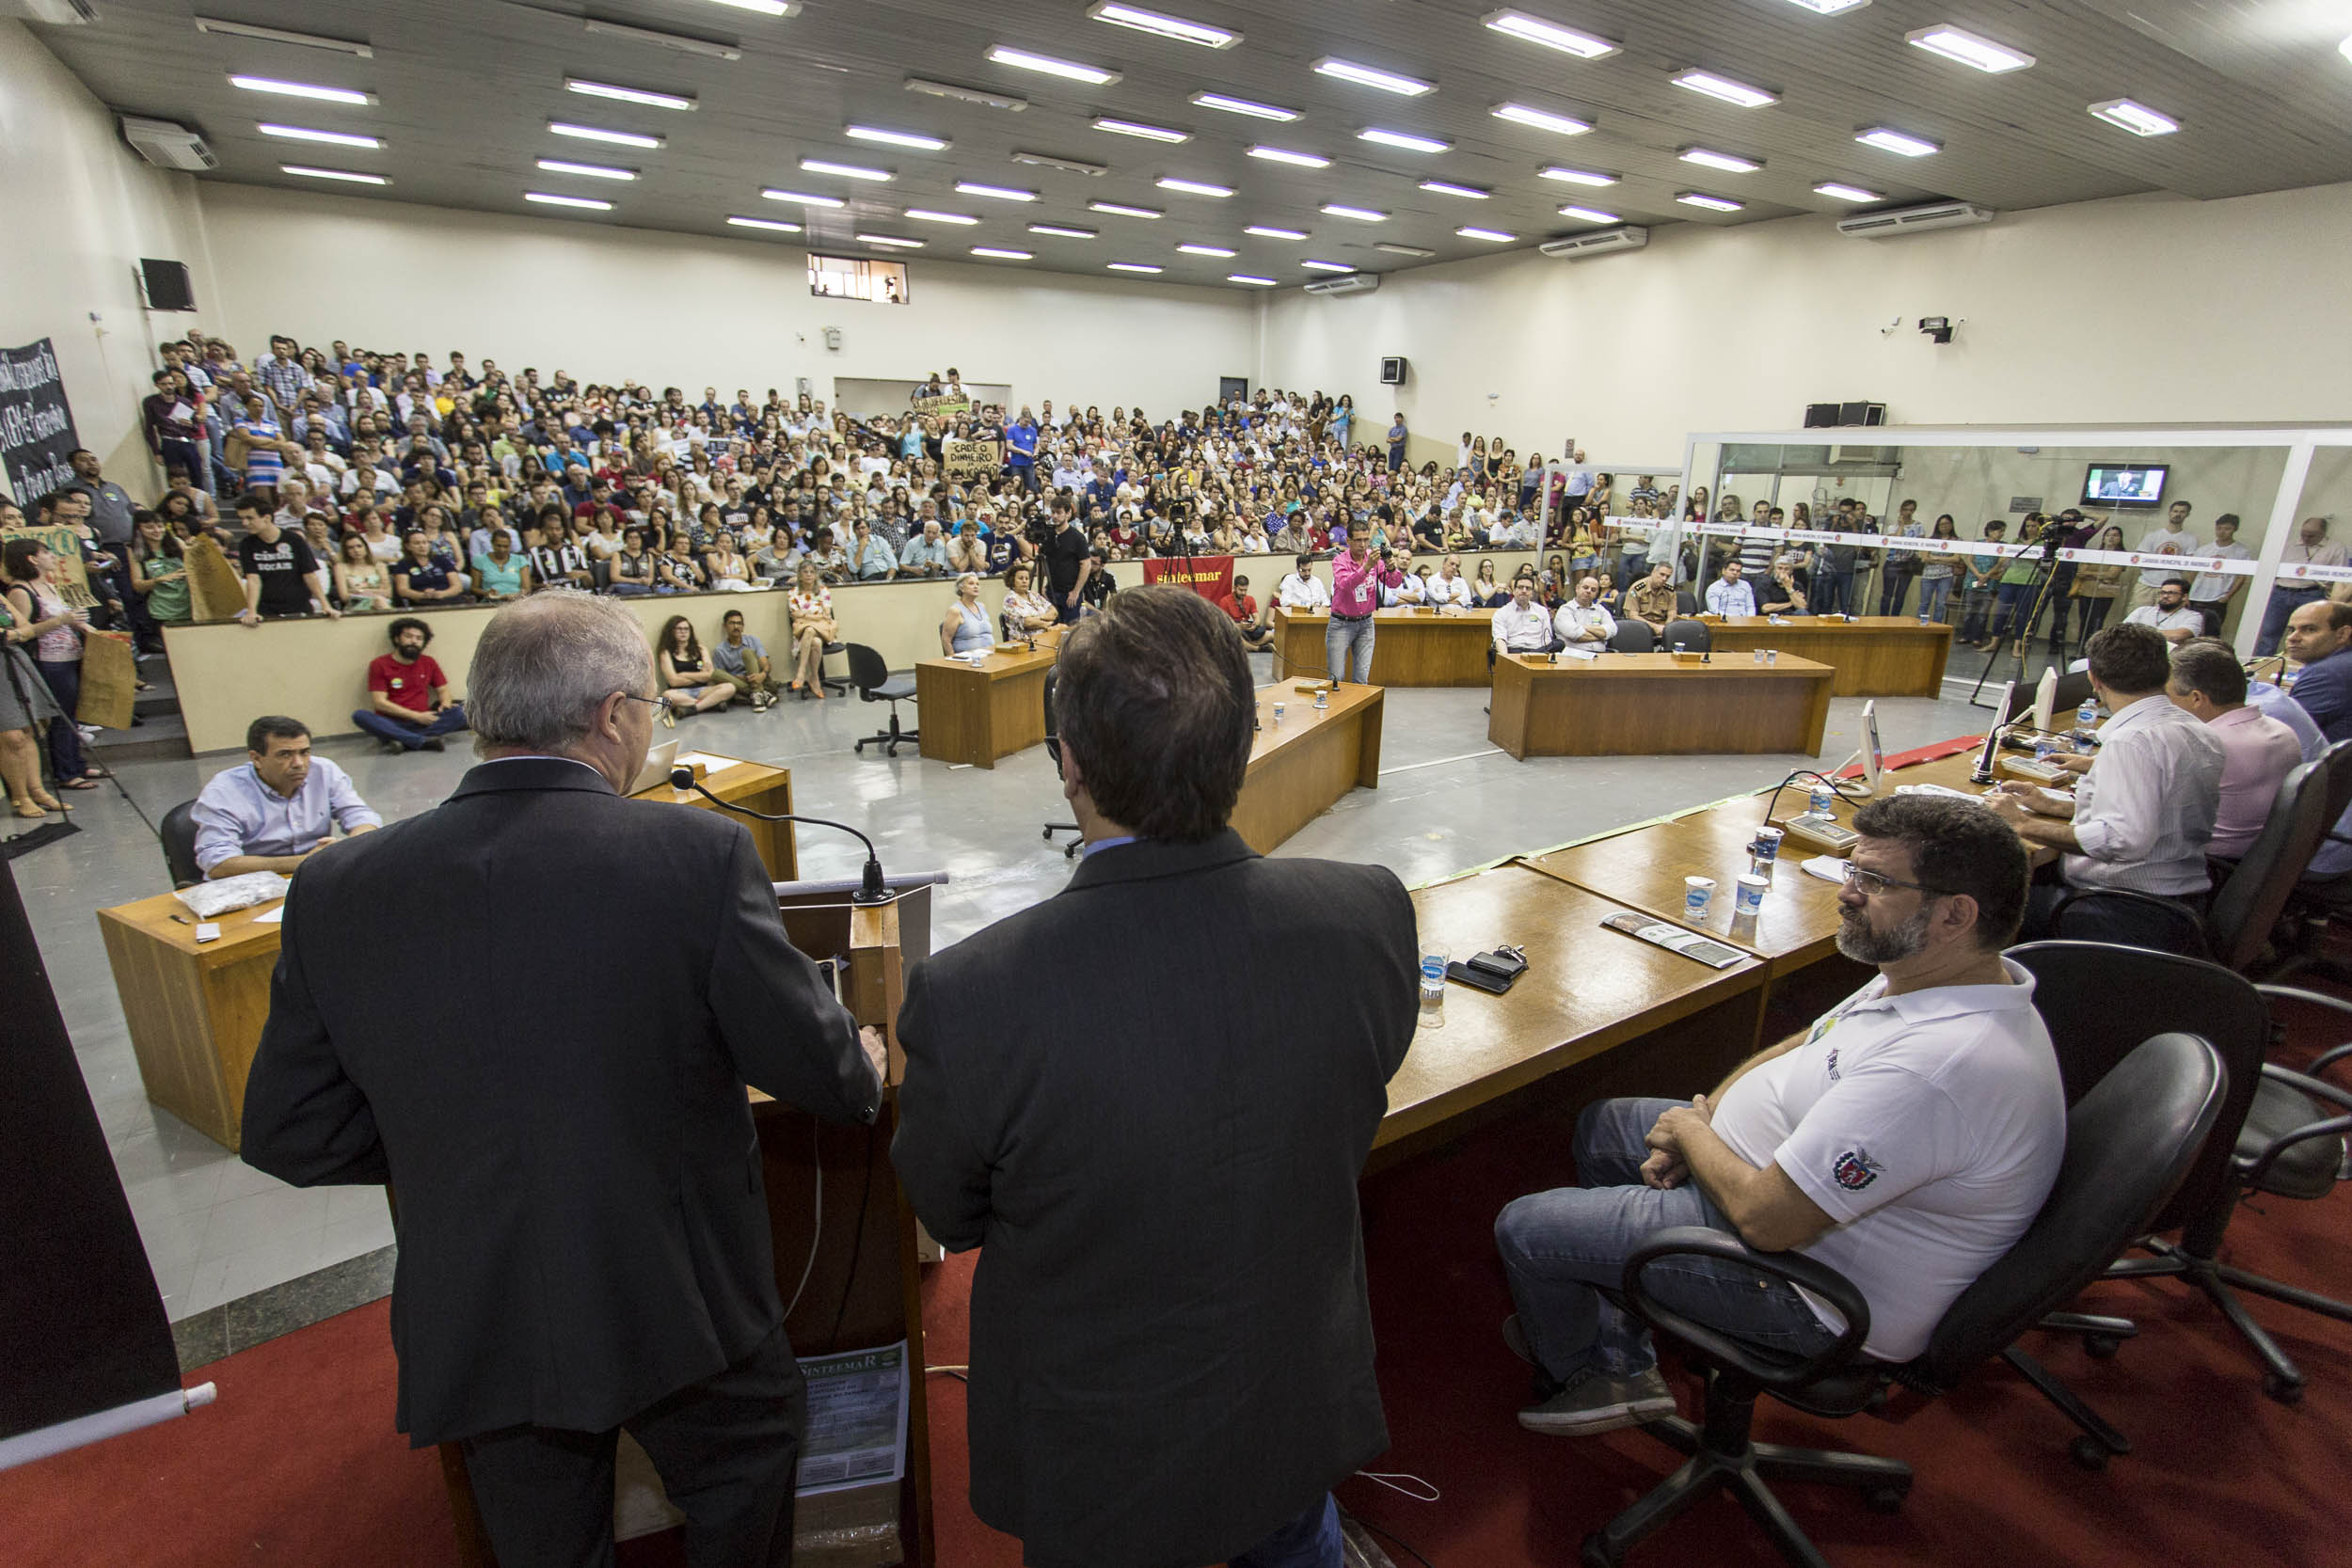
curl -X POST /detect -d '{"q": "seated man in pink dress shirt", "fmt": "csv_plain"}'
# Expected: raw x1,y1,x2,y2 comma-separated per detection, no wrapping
2168,641,2304,860
1326,529,1402,685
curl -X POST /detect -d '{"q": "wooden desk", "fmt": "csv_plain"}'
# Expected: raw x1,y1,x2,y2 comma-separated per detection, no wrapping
1704,617,1953,697
1488,653,1836,759
1379,865,1768,1151
628,754,799,879
1272,607,1496,687
913,631,1061,769
1230,682,1384,853
106,756,799,1151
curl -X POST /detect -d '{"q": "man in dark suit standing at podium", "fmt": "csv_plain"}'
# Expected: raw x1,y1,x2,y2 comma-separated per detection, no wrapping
242,590,885,1568
893,586,1420,1568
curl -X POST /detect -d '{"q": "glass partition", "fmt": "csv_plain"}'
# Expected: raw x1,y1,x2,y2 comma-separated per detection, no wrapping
2262,444,2352,660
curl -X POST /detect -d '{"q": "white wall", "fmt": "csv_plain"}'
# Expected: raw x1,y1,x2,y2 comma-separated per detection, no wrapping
0,20,213,488
192,183,1256,418
1260,183,2352,463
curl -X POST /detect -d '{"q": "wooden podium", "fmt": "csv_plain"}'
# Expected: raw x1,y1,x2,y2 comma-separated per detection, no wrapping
439,882,937,1567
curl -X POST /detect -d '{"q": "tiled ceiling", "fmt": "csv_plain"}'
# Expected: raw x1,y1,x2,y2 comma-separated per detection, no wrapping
35,0,2352,290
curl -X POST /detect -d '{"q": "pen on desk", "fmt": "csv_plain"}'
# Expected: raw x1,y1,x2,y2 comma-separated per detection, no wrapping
169,914,191,925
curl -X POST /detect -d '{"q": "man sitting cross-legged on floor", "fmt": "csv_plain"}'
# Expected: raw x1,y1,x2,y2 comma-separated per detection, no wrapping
1492,794,2064,1434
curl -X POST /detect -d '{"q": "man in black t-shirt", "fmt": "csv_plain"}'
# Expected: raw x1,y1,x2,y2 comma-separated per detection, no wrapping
1045,505,1094,620
235,493,339,626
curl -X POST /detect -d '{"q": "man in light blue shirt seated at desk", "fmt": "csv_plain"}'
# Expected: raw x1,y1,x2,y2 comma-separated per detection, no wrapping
1705,560,1757,618
191,715,381,879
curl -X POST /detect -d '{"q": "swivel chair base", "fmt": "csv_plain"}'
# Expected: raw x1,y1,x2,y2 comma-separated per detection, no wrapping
854,716,918,757
2104,1235,2352,1405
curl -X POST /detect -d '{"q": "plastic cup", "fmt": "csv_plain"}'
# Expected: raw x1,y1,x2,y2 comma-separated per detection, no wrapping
1767,648,1779,666
1753,647,1766,664
1753,825,1784,866
1684,876,1715,919
1272,701,1286,722
1314,688,1329,709
1736,873,1769,917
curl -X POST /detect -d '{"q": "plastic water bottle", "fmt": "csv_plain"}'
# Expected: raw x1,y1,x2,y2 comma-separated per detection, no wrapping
2076,698,2097,734
1418,944,1448,1030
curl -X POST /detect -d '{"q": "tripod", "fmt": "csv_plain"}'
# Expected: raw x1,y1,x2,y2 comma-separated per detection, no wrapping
1967,534,2069,710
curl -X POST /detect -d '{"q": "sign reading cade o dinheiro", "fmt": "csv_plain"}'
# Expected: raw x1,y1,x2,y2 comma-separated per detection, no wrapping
0,339,80,503
943,439,1004,483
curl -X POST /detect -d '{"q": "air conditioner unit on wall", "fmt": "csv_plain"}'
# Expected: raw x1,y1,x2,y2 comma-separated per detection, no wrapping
1836,201,1996,239
1304,272,1379,297
5,0,99,24
119,116,217,171
1538,225,1648,260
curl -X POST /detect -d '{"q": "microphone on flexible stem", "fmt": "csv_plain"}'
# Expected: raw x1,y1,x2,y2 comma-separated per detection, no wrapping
670,767,892,904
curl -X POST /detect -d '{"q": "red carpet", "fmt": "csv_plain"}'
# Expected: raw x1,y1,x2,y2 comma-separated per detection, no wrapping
10,995,2352,1568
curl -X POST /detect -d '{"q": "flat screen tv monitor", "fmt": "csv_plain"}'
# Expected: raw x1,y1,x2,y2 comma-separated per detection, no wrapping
1862,699,1885,795
2082,462,2169,508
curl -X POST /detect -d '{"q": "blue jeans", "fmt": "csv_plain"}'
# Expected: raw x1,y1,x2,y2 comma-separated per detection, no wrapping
2259,586,2326,657
1877,570,1912,617
33,657,87,781
1326,614,1375,684
1494,1098,1840,1382
1615,552,1648,594
1814,568,1855,617
1231,1494,1341,1568
353,702,469,750
1991,580,2038,641
1916,576,1952,623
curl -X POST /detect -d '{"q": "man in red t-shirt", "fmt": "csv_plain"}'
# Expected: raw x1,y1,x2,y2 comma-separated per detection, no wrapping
1218,575,1274,651
352,617,470,752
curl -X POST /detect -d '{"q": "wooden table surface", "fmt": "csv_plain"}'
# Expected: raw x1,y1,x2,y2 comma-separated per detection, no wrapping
913,636,1060,768
628,754,800,879
1381,864,1767,1148
1230,681,1385,853
1703,616,1954,697
1272,607,1497,687
1489,651,1836,759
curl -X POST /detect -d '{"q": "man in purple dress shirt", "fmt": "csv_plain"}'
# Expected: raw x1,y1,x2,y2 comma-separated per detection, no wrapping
1327,529,1402,685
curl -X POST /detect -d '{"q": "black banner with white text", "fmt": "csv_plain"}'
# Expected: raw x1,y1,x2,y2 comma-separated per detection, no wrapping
0,340,79,503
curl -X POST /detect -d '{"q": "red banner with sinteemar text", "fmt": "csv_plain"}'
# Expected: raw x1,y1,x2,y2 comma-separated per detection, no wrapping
1141,554,1235,605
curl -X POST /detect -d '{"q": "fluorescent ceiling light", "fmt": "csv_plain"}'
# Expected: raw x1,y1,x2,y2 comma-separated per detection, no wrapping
1420,180,1490,198
1178,243,1237,256
2089,99,2179,136
1359,128,1450,152
1228,274,1277,285
1011,150,1109,176
1300,259,1356,271
1539,166,1617,186
1457,226,1516,241
1679,147,1761,173
1191,91,1300,121
958,181,1038,200
581,20,741,61
762,187,847,207
1158,177,1235,198
282,164,386,184
857,233,925,247
1812,182,1882,201
565,78,695,110
1029,223,1098,236
1089,200,1163,217
727,214,803,231
537,158,636,181
1671,70,1777,107
258,123,382,149
972,246,1034,259
526,191,612,209
1108,261,1164,273
1245,225,1309,240
1086,2,1238,48
903,209,979,224
197,18,371,55
550,121,663,149
705,0,797,13
1905,24,2034,73
846,125,948,150
987,45,1120,85
1491,102,1592,135
230,75,374,105
1557,204,1619,222
1856,125,1940,156
1677,191,1743,212
803,157,893,181
1783,0,1871,11
1321,203,1387,222
1093,117,1188,143
1481,9,1619,59
1375,243,1433,257
904,77,1028,111
1248,146,1330,168
1314,57,1434,95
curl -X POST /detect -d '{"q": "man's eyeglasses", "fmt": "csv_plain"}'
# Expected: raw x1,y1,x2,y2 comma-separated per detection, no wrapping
619,693,667,715
1840,861,1944,899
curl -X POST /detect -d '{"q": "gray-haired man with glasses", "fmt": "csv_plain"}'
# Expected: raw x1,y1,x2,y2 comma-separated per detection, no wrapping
1492,794,2065,1434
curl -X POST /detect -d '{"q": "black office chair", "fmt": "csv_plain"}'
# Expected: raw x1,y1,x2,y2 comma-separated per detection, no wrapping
1675,588,1699,616
819,640,851,696
846,643,918,757
1607,620,1656,654
161,800,202,889
1659,617,1711,654
1041,671,1080,859
1581,1032,2225,1568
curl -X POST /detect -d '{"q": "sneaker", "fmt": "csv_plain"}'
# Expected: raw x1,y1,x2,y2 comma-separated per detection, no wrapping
422,737,446,752
1518,1364,1677,1437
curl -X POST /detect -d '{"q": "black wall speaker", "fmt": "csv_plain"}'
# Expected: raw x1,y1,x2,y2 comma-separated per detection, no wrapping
138,259,196,312
1838,400,1887,427
1379,356,1408,386
1804,402,1839,429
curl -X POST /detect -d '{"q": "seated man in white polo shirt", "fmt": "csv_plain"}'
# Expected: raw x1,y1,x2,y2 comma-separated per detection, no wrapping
2123,577,2202,645
1491,576,1555,657
1494,795,2061,1433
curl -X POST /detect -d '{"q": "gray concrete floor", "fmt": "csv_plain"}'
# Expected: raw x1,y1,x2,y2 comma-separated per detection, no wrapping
17,649,1994,1321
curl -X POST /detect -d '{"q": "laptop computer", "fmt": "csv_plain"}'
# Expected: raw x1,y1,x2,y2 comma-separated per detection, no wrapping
628,737,681,796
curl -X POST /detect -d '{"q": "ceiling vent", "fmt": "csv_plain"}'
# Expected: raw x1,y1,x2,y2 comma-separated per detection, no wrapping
1303,272,1380,297
5,0,99,24
119,116,217,171
1538,225,1649,260
1836,200,1996,239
